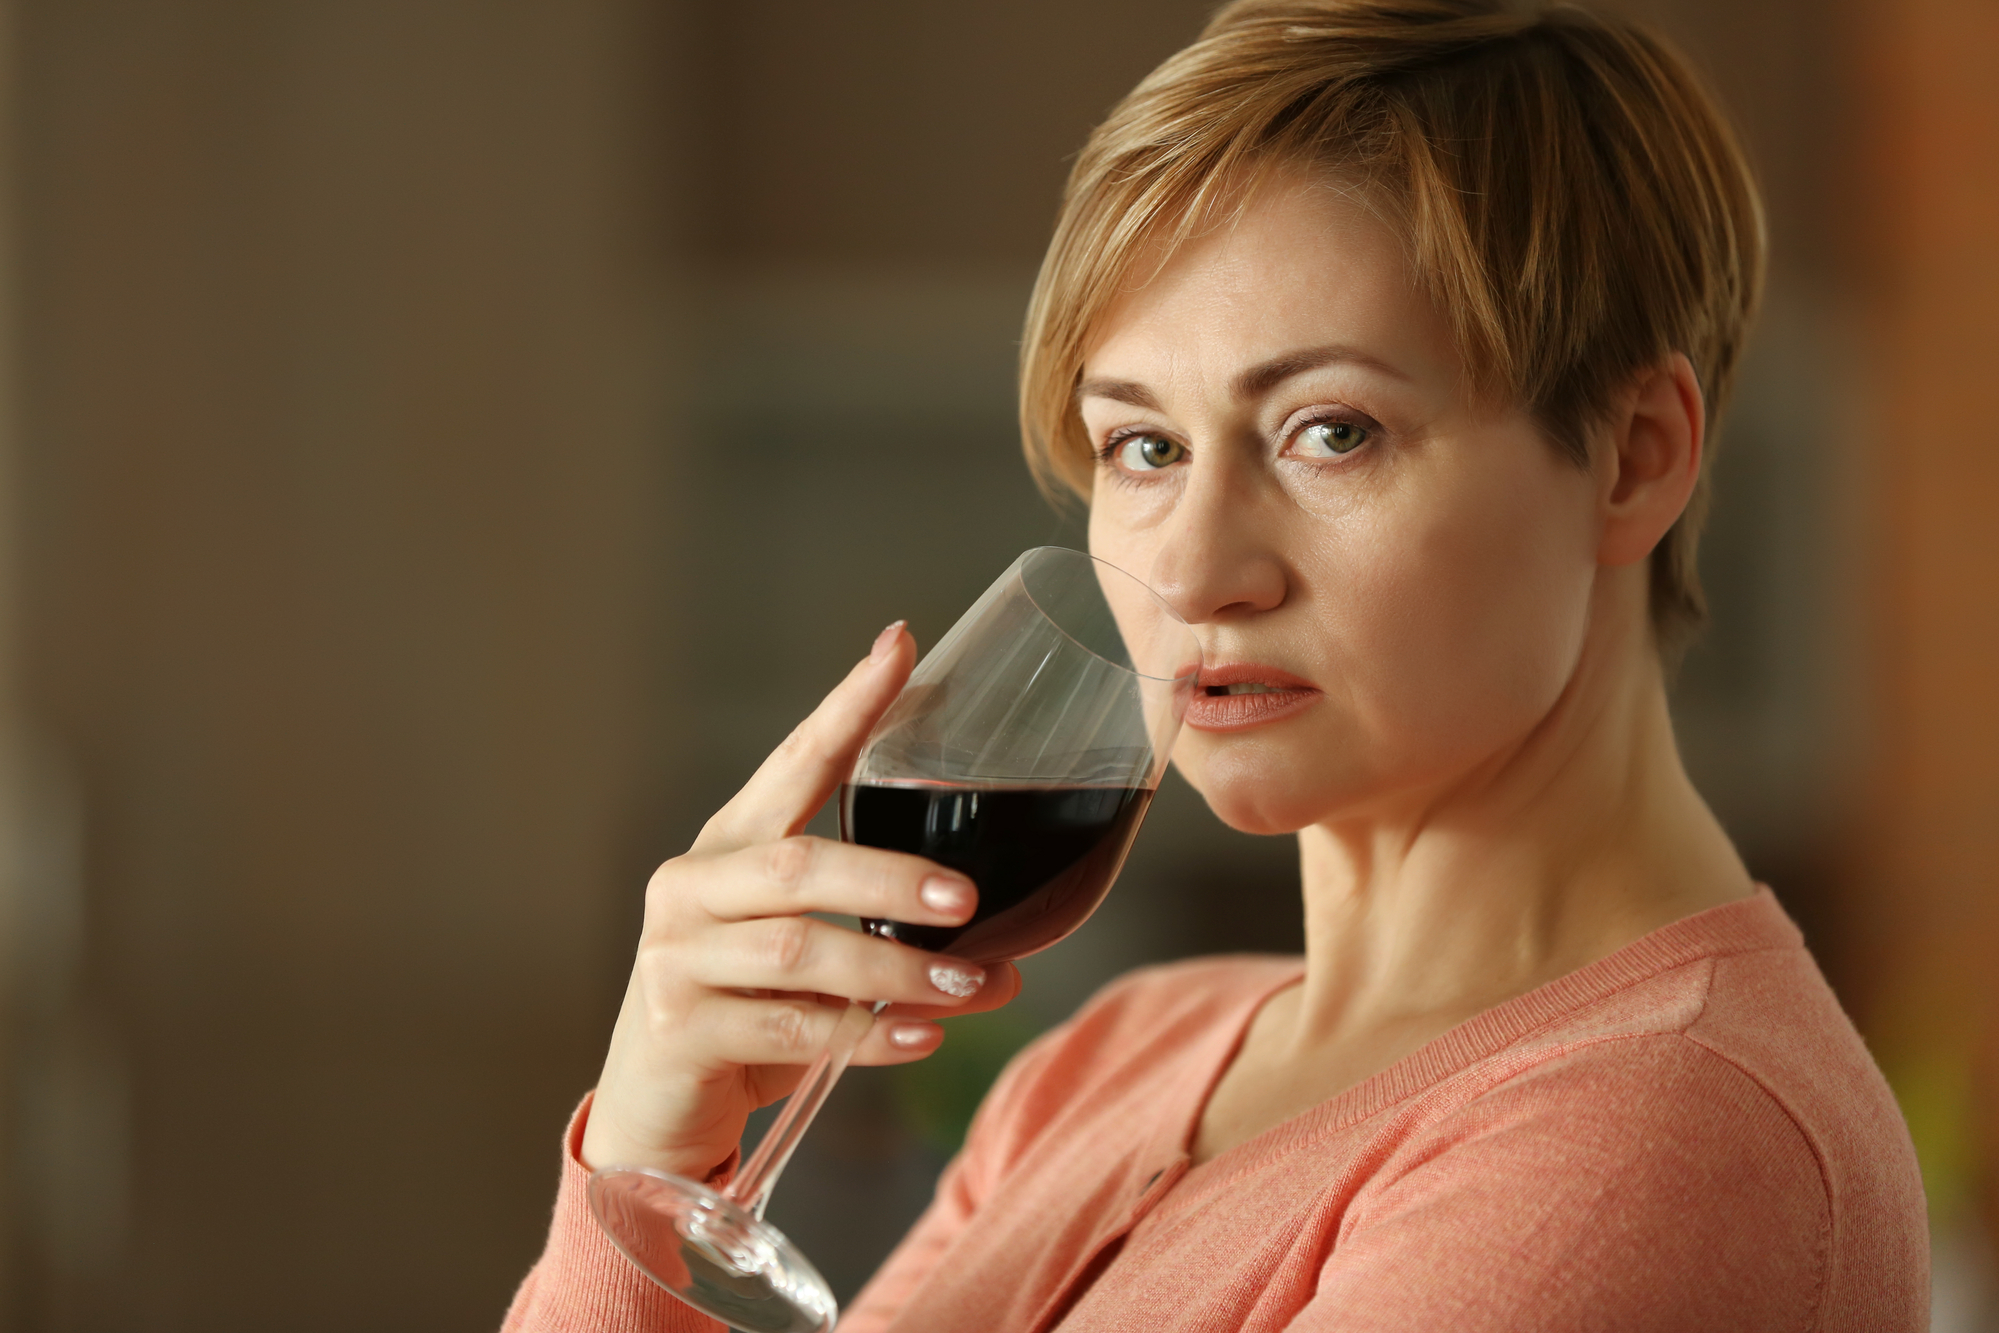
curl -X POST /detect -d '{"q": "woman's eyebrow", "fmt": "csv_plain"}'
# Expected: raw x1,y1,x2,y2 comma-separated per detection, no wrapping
1077,345,1406,412
1231,344,1406,400
1074,377,1162,410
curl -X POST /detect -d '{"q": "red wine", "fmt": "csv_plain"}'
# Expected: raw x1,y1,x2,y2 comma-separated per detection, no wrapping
839,782,1154,964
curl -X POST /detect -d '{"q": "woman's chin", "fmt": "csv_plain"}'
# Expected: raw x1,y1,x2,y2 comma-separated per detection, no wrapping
1206,800,1313,837
1175,747,1359,836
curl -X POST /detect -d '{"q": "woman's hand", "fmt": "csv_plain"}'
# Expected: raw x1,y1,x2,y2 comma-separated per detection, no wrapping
580,622,1021,1179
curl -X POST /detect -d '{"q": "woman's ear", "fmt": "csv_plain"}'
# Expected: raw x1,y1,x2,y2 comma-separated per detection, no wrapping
1597,352,1705,568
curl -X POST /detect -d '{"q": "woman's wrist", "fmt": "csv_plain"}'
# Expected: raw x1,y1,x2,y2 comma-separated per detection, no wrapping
575,1092,736,1181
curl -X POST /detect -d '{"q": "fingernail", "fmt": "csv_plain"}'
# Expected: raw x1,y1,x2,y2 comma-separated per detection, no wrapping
928,960,985,998
869,620,906,665
888,1022,940,1050
919,876,975,919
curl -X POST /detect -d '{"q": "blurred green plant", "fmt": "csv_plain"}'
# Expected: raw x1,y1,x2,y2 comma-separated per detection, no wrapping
1886,1043,1979,1227
890,1007,1045,1154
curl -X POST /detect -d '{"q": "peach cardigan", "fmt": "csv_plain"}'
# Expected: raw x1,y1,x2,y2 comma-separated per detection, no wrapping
504,890,1928,1331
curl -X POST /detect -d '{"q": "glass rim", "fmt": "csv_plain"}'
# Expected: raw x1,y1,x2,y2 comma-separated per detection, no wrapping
1016,546,1202,684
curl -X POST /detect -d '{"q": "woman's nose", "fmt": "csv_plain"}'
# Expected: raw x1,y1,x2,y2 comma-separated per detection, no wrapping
1145,470,1288,626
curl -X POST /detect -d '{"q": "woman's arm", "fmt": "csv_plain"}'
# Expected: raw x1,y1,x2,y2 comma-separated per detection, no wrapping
501,624,1023,1331
502,1096,724,1333
503,1019,1063,1333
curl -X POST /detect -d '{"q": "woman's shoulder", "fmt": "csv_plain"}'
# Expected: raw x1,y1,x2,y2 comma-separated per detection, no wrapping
1457,889,1919,1174
1036,953,1302,1066
1467,889,1908,1141
1076,952,1304,1025
1549,888,1919,1181
1383,892,1929,1323
1005,953,1301,1082
961,955,1300,1158
1333,1018,1926,1333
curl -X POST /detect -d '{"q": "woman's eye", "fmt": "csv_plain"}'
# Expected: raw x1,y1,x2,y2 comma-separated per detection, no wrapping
1293,420,1370,457
1115,433,1187,471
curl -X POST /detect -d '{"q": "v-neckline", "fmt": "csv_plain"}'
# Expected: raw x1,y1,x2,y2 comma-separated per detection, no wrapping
1151,887,1795,1205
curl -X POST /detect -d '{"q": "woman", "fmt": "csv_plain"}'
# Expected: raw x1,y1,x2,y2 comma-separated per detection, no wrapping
506,2,1928,1329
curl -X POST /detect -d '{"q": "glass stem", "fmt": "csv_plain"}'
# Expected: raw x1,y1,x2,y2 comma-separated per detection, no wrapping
724,998,889,1220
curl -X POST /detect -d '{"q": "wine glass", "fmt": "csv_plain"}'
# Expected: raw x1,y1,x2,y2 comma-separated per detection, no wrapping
588,547,1200,1333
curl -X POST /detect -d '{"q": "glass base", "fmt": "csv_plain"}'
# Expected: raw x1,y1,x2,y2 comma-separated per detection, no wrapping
588,1167,838,1333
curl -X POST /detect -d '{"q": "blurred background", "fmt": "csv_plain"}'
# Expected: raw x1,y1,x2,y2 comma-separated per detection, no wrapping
0,0,1988,1328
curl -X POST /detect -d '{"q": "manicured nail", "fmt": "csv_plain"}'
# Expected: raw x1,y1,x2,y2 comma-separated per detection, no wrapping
888,1022,941,1050
869,620,906,665
919,876,975,919
928,960,985,998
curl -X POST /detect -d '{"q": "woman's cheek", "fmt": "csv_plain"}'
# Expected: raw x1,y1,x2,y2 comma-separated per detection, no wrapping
1086,517,1142,583
1372,508,1589,766
1312,496,1588,791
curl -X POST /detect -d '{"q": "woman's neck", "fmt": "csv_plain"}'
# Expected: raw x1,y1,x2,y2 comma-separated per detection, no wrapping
1285,577,1754,1051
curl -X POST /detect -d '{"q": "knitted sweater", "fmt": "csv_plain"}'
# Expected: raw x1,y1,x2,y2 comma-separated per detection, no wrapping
504,889,1929,1332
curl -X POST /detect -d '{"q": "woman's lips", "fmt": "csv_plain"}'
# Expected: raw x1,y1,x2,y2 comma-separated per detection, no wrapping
1184,663,1322,733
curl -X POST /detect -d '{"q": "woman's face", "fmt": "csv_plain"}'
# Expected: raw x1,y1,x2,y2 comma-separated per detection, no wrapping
1083,176,1604,834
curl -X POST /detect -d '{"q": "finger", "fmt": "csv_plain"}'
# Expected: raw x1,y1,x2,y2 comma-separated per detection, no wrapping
876,962,1022,1021
681,991,861,1069
851,964,1026,1065
684,916,987,1008
851,1017,945,1065
691,836,976,927
699,622,914,850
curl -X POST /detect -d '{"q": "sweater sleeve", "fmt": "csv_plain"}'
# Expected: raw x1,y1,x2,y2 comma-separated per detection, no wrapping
505,999,1081,1333
499,1095,728,1333
1283,1034,1835,1333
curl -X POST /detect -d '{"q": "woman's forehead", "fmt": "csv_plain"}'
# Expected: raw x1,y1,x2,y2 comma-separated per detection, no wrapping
1081,179,1459,392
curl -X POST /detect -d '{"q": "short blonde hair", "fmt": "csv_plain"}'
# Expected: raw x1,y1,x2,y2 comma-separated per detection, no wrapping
1020,0,1765,648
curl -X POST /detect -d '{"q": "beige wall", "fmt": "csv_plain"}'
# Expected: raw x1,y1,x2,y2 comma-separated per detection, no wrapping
4,1,677,1326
